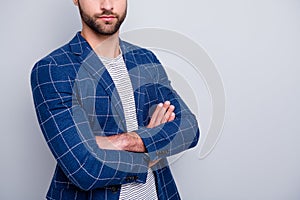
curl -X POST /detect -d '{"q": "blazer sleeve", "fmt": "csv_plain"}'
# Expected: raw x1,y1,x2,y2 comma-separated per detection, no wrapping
30,58,149,191
135,52,200,161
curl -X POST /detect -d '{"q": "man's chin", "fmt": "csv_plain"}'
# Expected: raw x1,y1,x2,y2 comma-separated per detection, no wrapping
96,25,120,36
95,29,119,36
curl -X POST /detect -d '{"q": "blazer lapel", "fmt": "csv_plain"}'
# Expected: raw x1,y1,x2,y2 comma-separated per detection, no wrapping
69,33,126,131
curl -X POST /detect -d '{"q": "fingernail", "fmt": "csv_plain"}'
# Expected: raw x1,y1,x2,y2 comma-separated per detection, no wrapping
164,101,170,105
158,103,163,107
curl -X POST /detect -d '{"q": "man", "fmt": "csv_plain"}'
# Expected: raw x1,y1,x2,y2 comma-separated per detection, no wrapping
30,0,199,199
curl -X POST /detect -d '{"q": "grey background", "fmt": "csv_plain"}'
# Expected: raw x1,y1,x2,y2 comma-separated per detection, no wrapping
1,0,300,199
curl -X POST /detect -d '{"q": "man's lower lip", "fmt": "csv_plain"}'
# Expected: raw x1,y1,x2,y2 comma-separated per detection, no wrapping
100,17,115,21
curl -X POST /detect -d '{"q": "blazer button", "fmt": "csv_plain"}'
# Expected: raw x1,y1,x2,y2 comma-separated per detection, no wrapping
111,186,118,193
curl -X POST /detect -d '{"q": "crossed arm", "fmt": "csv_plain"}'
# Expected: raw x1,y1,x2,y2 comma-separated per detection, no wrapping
31,54,199,190
95,101,175,166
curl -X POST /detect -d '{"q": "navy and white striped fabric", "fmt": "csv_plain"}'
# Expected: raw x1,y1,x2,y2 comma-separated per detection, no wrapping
31,32,200,200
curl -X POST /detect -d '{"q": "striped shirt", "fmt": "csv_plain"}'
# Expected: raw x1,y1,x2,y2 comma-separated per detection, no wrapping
100,53,158,200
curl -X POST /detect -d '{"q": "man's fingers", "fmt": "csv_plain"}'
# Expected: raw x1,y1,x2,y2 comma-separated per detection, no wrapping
168,112,175,122
149,159,161,168
162,105,175,123
149,102,169,128
156,101,170,124
147,103,163,128
147,101,176,128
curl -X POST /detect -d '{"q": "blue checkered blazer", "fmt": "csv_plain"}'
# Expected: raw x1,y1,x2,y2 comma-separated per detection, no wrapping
31,32,199,200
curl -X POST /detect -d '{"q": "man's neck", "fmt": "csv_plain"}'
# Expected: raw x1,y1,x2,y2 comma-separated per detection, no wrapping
81,26,120,58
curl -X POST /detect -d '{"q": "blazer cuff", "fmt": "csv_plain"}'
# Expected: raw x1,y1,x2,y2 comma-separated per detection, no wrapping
119,152,150,184
136,126,171,161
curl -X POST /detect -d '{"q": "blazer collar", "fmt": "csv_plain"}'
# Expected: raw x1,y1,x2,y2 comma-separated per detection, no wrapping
69,32,93,60
69,32,136,74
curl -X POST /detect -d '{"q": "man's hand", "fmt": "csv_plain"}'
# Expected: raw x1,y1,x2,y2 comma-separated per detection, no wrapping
95,132,145,152
147,101,175,128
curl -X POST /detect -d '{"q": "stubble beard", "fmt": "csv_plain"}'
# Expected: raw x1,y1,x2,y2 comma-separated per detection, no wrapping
78,2,127,36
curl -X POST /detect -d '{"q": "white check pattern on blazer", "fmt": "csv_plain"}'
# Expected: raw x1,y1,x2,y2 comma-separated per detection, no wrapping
31,32,200,200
